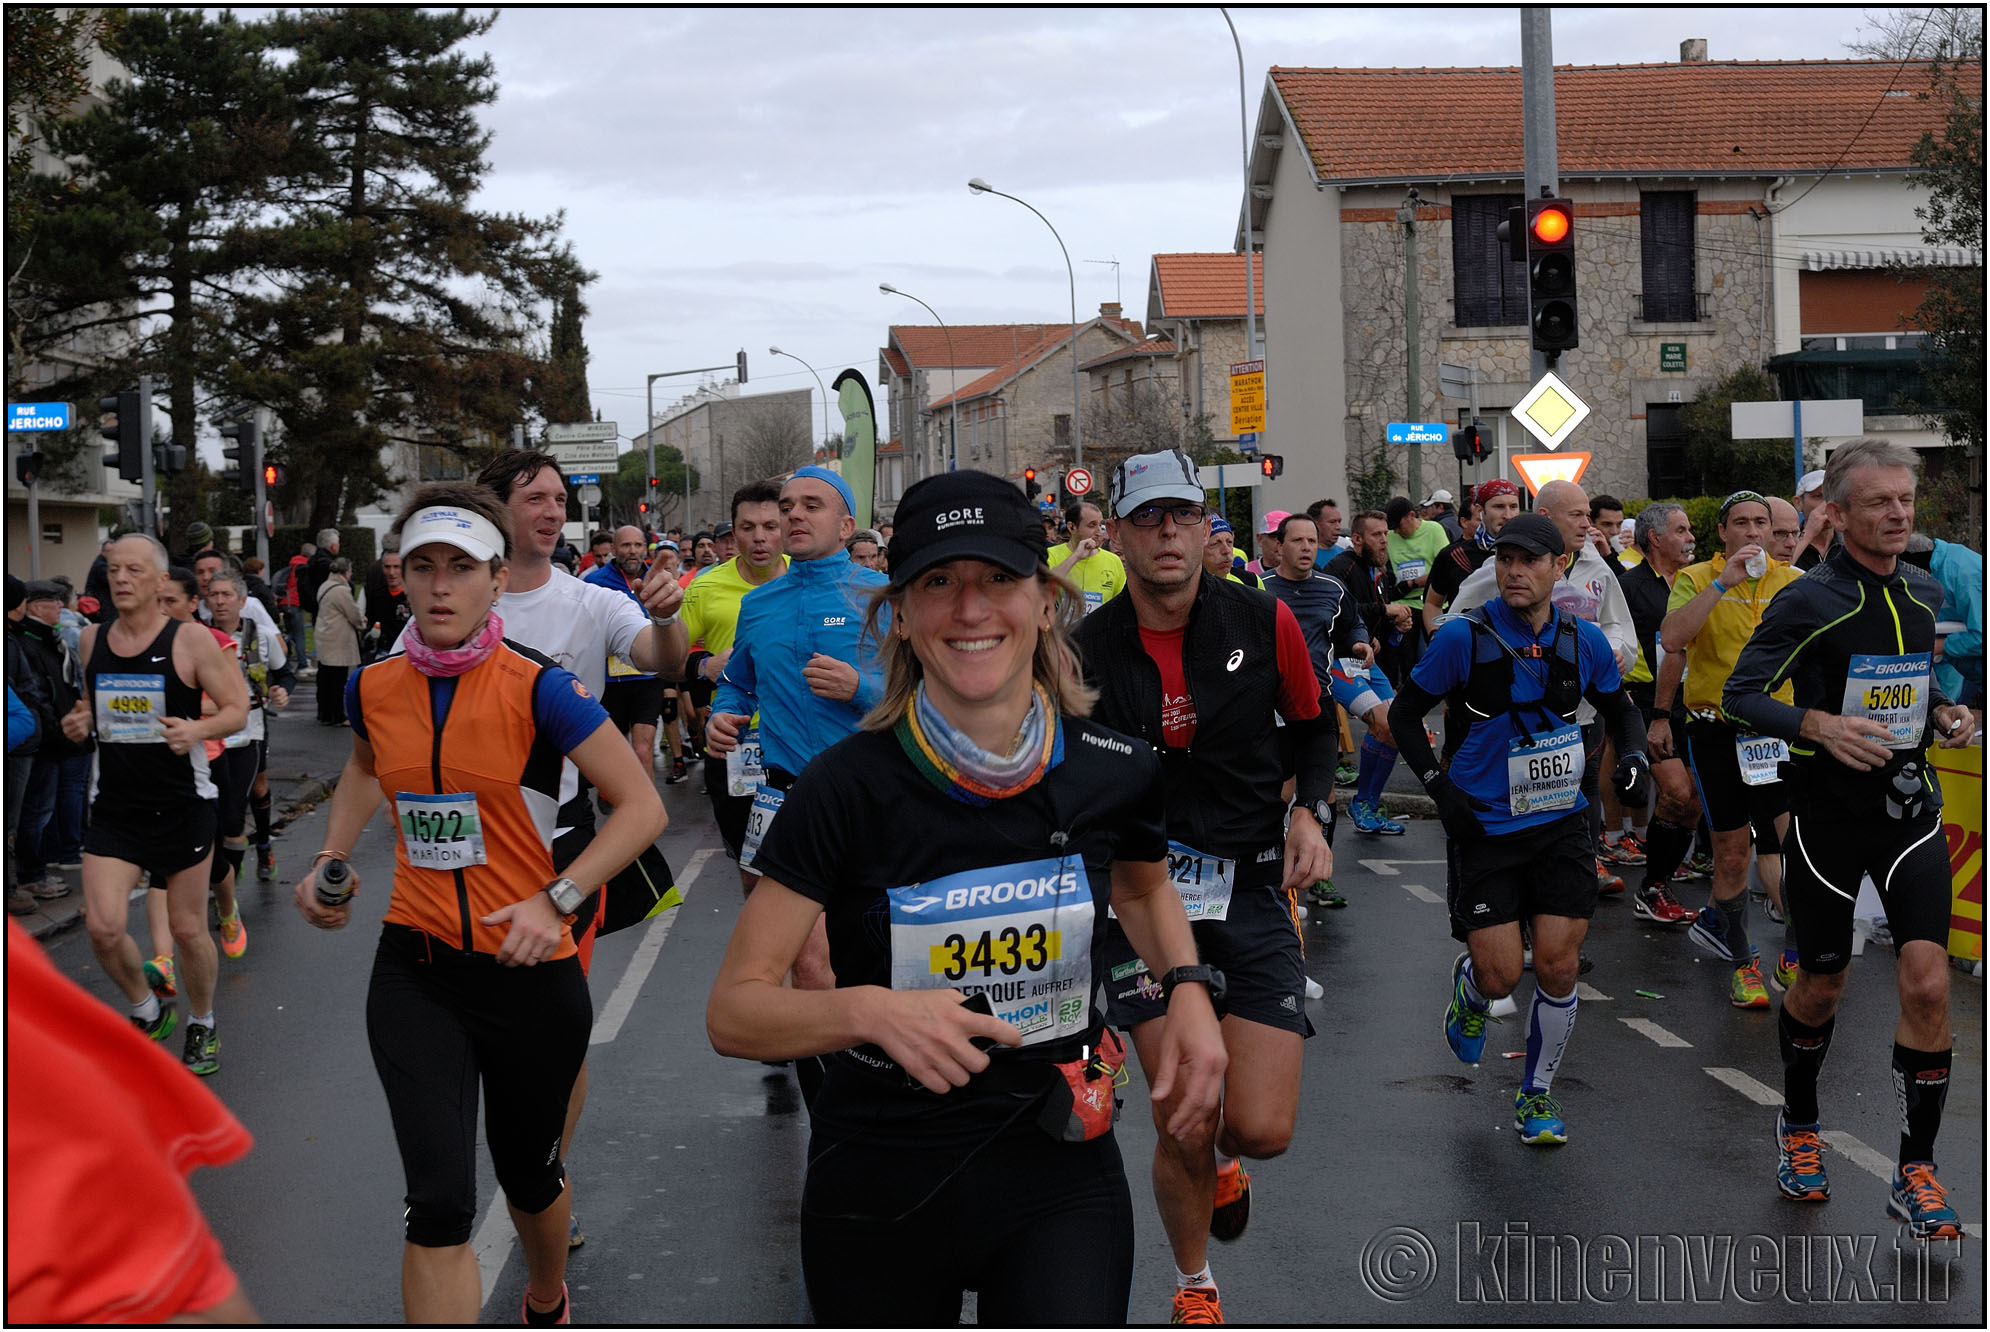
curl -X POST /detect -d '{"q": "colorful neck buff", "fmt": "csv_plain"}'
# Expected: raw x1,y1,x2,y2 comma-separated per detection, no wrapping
1475,523,1497,551
897,682,1062,806
400,613,504,678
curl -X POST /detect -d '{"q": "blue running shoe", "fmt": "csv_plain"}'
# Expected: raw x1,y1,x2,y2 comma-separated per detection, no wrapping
1514,1088,1568,1145
1889,1162,1962,1240
1689,904,1736,961
1350,800,1406,835
1443,952,1495,1064
1775,1111,1829,1201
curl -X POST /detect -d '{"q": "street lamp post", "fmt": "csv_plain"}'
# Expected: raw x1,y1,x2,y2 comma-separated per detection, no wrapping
768,346,832,462
968,177,1083,467
879,283,959,473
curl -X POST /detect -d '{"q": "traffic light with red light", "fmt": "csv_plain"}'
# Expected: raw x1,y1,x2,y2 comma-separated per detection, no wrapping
1259,454,1283,480
1526,196,1577,356
1452,423,1489,464
1023,466,1040,500
263,461,286,490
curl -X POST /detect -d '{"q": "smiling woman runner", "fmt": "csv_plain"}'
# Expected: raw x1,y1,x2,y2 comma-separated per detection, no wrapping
294,482,666,1326
706,470,1228,1326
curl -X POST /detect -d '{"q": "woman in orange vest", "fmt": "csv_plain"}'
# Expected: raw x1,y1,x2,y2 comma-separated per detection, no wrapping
295,482,665,1325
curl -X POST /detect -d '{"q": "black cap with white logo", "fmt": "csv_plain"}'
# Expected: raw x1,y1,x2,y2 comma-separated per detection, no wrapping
886,471,1046,589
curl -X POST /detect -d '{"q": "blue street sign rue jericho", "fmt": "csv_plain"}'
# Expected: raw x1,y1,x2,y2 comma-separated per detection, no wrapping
1385,421,1450,445
8,402,71,432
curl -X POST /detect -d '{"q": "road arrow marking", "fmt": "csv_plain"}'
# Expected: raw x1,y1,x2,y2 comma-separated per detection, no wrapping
1619,1017,1692,1048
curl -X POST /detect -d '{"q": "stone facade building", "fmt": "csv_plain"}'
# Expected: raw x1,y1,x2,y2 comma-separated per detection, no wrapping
1143,253,1265,446
1243,50,1978,513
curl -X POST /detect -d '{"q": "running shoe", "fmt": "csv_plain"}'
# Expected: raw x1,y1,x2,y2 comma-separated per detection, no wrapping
1335,761,1358,788
1682,850,1715,879
1307,880,1346,909
1594,861,1626,896
522,1281,572,1326
1689,905,1737,961
1888,1162,1963,1241
1773,949,1799,991
1514,1088,1568,1145
1775,1111,1829,1201
1171,1286,1223,1325
183,1020,219,1075
568,1216,586,1249
1349,800,1405,835
1210,1159,1251,1241
1729,959,1770,1009
1599,835,1645,866
1443,952,1495,1064
218,912,248,959
256,843,276,882
1764,899,1786,925
5,887,34,916
666,757,688,784
1633,884,1694,924
133,1004,178,1043
31,874,70,900
144,954,178,999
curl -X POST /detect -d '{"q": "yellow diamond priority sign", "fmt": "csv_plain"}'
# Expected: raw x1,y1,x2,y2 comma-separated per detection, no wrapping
1509,370,1590,451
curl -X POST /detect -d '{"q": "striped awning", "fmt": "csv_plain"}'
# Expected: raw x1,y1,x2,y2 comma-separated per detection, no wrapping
1800,245,1980,271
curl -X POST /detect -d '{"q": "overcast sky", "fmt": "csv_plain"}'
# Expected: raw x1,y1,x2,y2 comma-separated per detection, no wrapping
460,6,1878,449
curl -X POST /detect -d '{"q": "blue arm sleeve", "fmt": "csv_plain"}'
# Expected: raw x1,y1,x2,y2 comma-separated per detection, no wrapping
346,667,367,741
534,665,615,752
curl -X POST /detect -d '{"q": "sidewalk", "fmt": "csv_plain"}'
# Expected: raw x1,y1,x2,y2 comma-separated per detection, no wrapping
15,675,358,942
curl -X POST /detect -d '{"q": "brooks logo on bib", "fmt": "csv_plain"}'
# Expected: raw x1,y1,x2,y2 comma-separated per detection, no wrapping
888,857,1093,1046
1842,654,1929,749
397,792,487,869
1165,841,1235,922
1507,722,1582,815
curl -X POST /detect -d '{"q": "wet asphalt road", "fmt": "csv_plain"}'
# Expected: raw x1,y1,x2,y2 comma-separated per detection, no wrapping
38,715,1984,1325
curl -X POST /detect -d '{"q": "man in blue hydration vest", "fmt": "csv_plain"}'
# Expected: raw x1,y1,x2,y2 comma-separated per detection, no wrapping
707,465,888,986
1387,514,1651,1147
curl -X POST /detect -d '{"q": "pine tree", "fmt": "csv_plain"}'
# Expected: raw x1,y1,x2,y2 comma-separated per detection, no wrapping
540,275,593,425
223,8,592,528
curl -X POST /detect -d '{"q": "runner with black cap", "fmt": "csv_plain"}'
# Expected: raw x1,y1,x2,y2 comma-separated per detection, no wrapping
1389,513,1651,1147
708,468,1225,1325
1075,447,1336,1324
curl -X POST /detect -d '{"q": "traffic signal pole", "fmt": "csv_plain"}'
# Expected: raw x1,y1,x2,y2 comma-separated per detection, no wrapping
139,374,158,537
1521,8,1560,387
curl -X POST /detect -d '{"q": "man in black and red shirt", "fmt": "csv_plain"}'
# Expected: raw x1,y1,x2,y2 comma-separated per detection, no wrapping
1075,447,1336,1325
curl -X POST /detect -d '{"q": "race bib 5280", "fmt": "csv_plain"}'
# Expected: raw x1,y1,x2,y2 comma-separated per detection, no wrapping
888,856,1094,1047
1842,654,1929,750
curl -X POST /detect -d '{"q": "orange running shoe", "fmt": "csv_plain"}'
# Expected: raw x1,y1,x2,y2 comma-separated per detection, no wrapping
1210,1159,1252,1241
1171,1286,1224,1325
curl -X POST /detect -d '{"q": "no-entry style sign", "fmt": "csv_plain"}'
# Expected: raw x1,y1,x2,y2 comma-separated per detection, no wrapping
1065,466,1093,496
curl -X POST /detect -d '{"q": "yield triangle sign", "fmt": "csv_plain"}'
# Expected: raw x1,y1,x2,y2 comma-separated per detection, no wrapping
1511,452,1591,496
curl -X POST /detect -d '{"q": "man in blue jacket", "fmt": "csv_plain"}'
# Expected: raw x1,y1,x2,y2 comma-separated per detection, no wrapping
708,465,888,985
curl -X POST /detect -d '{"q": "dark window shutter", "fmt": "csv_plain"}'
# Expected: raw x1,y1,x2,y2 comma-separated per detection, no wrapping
1641,192,1697,322
1451,195,1526,327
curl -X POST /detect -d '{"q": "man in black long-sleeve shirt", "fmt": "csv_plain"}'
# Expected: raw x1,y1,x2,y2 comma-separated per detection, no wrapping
1320,511,1413,683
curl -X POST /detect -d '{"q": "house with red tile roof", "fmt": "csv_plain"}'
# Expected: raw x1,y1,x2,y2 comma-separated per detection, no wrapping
890,304,1144,495
878,322,1068,491
1243,45,1979,510
1144,253,1266,444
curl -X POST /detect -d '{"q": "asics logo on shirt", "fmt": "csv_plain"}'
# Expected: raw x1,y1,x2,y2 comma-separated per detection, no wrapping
1226,649,1244,672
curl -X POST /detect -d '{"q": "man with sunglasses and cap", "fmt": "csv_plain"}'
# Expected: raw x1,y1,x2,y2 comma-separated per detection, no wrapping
1074,447,1336,1323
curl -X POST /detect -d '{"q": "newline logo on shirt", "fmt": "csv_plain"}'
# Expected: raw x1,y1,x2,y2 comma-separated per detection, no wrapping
1082,731,1133,756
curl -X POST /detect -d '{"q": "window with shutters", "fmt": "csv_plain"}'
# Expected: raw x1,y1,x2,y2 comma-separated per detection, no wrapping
1451,194,1528,328
1640,192,1698,322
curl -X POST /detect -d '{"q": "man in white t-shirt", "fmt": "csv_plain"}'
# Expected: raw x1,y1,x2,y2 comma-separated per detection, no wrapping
475,448,688,1251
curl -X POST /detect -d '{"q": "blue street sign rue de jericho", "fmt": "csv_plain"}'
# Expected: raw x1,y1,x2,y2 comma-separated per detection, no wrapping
8,402,71,431
1386,421,1450,445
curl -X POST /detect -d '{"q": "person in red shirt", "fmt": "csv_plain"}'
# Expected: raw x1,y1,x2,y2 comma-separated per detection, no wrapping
6,920,256,1323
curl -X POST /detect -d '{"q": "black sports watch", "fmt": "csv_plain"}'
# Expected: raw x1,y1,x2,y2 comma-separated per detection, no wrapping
1301,797,1334,829
1160,964,1227,1011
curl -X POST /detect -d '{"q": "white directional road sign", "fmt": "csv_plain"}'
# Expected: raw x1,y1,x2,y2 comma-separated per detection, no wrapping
546,439,620,467
1509,370,1590,450
1730,399,1863,439
546,421,617,442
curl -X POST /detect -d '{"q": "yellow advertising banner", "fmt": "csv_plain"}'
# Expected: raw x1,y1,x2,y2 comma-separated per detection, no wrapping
1932,745,1983,961
1229,360,1265,435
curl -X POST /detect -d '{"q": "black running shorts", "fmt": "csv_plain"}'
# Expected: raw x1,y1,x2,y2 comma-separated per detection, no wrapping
602,677,665,733
85,801,218,878
1686,716,1790,835
367,923,592,1248
1783,777,1951,976
1103,863,1313,1037
704,755,753,861
1446,811,1596,941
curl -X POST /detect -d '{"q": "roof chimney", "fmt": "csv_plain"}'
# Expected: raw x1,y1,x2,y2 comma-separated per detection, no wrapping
1680,38,1708,62
1099,301,1123,321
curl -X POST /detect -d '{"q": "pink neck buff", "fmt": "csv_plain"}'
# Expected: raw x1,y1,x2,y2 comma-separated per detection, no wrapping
400,612,504,678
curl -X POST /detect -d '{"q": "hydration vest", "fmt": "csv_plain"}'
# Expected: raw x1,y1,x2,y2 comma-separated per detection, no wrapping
1449,604,1583,745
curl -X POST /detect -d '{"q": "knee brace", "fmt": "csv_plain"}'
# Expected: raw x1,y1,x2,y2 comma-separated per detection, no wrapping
661,693,678,723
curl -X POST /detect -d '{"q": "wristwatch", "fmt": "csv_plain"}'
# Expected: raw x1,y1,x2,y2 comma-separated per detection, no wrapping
1301,797,1334,829
1160,964,1227,1010
544,876,586,918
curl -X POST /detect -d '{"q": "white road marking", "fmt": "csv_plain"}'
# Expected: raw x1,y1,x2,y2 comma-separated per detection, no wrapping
1358,858,1446,876
1703,1066,1780,1105
1820,1130,1898,1184
1400,882,1442,905
592,848,710,1046
477,845,713,1309
1619,1017,1692,1048
1575,982,1610,1001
